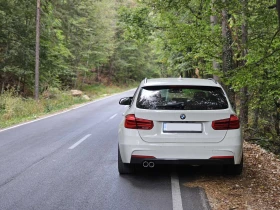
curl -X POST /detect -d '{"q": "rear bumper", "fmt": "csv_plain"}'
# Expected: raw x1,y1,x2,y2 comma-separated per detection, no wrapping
119,139,243,165
119,143,241,165
130,157,234,165
118,125,243,165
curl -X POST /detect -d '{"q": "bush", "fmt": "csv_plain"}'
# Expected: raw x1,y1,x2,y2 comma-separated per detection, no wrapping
0,84,135,129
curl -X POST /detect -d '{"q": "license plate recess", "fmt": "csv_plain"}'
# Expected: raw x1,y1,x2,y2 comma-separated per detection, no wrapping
163,122,202,133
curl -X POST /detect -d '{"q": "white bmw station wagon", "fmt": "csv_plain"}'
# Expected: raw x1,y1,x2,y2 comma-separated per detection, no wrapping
118,78,243,175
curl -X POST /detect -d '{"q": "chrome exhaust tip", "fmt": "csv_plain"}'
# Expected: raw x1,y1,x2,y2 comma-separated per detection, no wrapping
149,162,155,168
143,161,149,168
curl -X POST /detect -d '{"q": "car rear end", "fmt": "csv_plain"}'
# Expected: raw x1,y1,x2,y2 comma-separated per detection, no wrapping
118,78,243,174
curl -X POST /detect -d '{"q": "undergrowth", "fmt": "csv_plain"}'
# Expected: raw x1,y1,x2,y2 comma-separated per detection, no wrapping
0,84,135,129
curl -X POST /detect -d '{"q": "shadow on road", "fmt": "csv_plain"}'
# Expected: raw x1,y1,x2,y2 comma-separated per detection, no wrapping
124,164,224,177
117,165,215,210
119,164,227,184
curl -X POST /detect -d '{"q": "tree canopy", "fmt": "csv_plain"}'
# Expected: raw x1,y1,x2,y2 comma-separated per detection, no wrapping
0,0,279,152
119,0,280,151
0,0,160,95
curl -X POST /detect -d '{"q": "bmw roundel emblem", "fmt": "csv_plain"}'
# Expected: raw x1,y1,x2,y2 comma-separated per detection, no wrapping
180,114,186,120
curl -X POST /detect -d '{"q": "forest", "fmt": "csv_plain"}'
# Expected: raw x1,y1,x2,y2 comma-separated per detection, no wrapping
0,0,280,153
0,0,160,93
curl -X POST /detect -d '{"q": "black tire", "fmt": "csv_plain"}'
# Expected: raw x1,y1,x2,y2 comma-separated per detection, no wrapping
224,155,243,175
118,146,134,174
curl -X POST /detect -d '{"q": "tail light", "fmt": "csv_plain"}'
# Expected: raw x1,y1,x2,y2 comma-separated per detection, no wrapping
212,114,240,130
125,114,154,130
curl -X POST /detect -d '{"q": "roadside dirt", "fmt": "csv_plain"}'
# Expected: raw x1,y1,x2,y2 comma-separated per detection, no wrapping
184,141,280,210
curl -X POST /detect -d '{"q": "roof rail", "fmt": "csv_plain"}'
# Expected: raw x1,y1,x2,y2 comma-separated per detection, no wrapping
144,78,148,83
208,78,217,84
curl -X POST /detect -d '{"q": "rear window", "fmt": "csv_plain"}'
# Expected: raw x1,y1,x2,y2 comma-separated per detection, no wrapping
136,86,228,110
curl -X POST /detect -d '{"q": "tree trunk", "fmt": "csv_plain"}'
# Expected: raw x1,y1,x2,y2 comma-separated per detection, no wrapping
210,1,220,82
35,0,41,101
275,99,280,136
1,82,4,94
239,0,249,127
221,4,235,107
108,59,114,83
240,87,249,125
277,0,280,28
82,71,87,85
96,66,100,83
252,106,259,130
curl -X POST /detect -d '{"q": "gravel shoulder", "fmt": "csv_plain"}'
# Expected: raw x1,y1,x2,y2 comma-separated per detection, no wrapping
184,141,280,210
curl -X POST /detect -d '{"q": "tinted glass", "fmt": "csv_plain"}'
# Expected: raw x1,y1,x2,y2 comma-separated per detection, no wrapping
131,85,140,106
136,86,228,110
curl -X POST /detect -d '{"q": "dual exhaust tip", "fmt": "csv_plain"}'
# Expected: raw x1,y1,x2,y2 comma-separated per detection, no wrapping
142,161,155,168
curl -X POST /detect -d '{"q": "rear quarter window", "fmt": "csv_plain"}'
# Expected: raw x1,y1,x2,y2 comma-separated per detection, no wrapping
136,86,228,110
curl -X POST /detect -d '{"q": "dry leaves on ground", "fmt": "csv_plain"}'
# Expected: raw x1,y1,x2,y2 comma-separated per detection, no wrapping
185,141,280,210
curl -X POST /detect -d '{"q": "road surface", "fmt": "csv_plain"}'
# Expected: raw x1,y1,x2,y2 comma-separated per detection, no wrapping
0,90,211,210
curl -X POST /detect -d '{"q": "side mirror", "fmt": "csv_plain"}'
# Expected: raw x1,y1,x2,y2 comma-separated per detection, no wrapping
119,97,133,105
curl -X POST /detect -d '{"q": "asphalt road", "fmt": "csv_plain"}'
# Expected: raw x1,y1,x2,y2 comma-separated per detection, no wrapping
0,90,211,210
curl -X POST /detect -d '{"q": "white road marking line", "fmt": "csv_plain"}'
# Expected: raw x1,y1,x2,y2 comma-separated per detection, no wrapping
199,188,211,210
171,172,183,210
0,88,136,133
106,114,117,122
68,134,91,150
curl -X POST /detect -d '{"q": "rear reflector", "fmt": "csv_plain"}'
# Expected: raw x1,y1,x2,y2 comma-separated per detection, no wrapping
125,114,154,130
131,155,156,159
212,114,240,130
210,156,234,159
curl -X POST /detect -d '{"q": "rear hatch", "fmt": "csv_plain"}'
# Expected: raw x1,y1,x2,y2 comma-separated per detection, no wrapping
135,85,232,143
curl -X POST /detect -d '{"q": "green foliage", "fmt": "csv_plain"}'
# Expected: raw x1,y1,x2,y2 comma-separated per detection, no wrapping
80,83,137,97
1,0,279,152
0,84,135,129
109,38,160,83
119,6,153,41
1,0,157,95
119,0,280,153
0,0,36,94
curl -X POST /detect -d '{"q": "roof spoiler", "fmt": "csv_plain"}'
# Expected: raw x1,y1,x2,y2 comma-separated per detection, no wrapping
208,78,217,84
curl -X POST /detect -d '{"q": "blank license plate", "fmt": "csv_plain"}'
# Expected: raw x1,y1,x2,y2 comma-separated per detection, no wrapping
163,123,202,133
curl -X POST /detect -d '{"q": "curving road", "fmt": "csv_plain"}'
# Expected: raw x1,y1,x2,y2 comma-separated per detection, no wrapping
0,90,211,210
